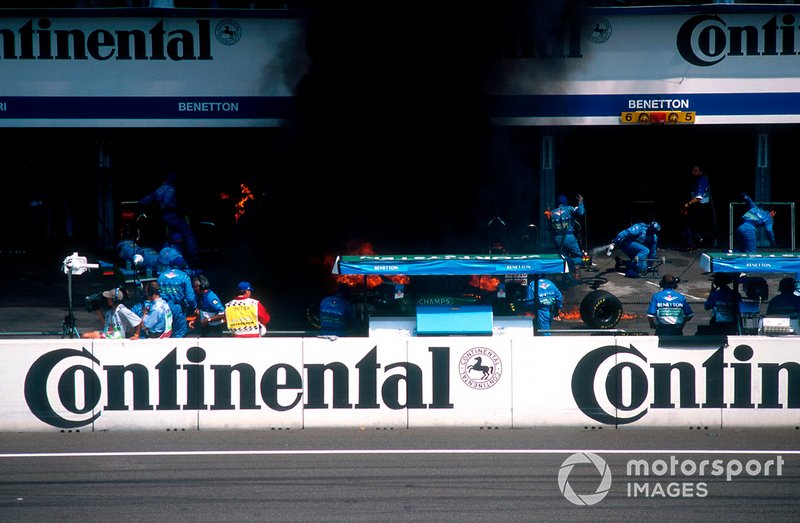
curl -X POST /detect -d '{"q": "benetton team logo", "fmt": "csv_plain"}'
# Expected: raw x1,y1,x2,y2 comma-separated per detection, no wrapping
558,452,612,506
215,19,242,46
585,17,612,44
458,347,502,389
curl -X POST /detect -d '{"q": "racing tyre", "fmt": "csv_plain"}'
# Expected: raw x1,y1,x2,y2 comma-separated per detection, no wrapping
580,289,623,329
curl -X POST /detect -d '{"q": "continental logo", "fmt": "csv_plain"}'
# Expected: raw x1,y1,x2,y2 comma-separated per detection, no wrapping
678,14,800,67
23,346,454,429
572,344,800,425
459,347,502,390
0,18,231,61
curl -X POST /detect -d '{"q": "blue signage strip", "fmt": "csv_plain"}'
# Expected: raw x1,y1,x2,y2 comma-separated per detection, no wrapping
0,96,295,119
1,92,799,122
490,92,800,118
333,254,568,276
700,252,800,273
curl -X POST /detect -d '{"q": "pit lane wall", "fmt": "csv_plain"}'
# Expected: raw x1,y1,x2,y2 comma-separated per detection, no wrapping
1,336,798,432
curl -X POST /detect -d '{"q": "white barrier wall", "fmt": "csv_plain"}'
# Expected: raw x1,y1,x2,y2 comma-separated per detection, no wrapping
3,336,799,432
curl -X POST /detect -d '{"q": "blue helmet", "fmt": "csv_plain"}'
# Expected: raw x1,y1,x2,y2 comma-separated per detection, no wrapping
116,240,137,262
648,221,661,233
557,195,568,206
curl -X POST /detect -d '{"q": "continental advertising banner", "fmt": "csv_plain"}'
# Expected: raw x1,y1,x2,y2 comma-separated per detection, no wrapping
0,12,308,127
489,7,800,125
3,7,800,126
2,336,798,432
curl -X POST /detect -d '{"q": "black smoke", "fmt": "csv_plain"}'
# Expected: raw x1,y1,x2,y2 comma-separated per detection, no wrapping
274,1,587,256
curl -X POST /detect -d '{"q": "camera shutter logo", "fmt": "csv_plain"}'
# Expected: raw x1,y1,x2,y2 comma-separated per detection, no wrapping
558,452,612,506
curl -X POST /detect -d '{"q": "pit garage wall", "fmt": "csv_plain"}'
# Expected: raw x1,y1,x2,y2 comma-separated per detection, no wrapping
2,336,798,432
0,11,309,128
4,7,800,127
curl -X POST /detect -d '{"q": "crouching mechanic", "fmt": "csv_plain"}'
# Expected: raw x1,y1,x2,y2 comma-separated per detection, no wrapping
526,276,563,336
647,274,694,335
735,193,776,253
81,287,142,340
608,221,660,278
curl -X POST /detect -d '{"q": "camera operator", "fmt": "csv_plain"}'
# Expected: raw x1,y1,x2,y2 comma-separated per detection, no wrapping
81,288,142,340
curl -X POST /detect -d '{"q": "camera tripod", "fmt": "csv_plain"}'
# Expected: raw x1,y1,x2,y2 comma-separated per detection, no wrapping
62,270,80,339
63,313,79,339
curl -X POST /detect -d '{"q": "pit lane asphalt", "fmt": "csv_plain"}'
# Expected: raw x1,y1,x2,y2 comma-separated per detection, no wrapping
0,246,786,338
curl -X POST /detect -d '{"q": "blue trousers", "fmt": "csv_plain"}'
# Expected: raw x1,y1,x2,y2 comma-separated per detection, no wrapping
163,211,198,257
536,308,554,336
554,233,582,273
736,222,757,253
169,303,188,338
621,241,650,275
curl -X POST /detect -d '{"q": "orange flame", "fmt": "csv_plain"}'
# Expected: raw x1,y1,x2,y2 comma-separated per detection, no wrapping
559,306,582,320
469,275,500,292
324,240,402,290
337,274,384,289
555,306,641,322
234,184,254,223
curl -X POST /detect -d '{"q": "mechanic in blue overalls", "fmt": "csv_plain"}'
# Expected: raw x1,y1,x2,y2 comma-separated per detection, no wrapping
157,233,189,274
608,221,660,278
526,277,563,336
548,194,585,279
139,170,198,260
319,284,358,336
156,256,197,339
704,273,742,335
647,274,694,336
735,194,775,253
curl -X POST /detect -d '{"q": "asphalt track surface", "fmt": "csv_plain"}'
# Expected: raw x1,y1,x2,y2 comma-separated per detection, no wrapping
0,428,799,522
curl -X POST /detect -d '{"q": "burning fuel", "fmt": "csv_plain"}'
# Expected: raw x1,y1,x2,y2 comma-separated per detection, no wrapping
234,184,254,223
470,275,501,292
219,183,256,223
555,306,640,321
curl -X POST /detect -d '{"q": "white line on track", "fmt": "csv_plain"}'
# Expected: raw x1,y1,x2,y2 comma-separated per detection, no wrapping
1,449,799,458
644,280,704,300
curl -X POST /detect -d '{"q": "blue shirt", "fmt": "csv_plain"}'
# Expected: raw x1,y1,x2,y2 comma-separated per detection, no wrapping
766,292,800,316
320,294,357,336
613,223,658,256
704,287,741,323
614,223,657,247
198,289,225,326
550,201,585,235
143,297,173,338
157,268,197,312
140,182,177,212
648,289,694,326
741,195,775,243
691,174,710,204
157,245,186,272
526,278,563,309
